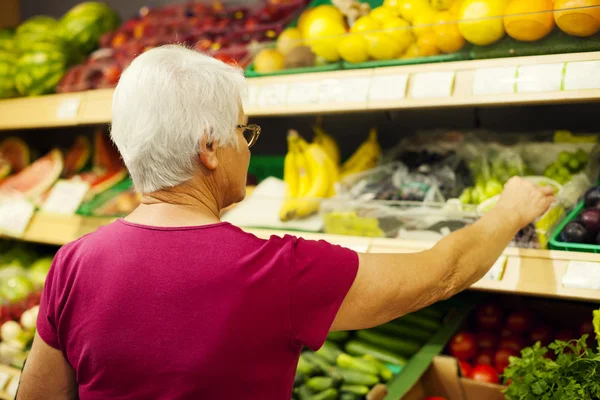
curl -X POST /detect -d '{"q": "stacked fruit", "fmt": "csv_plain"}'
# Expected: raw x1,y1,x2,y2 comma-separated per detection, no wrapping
295,305,445,399
0,2,119,98
543,149,589,184
557,186,600,246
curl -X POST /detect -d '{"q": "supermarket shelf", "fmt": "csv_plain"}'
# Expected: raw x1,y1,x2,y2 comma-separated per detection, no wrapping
9,212,600,303
0,364,21,400
2,52,600,130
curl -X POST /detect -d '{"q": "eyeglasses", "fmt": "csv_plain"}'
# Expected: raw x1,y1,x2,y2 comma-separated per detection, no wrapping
237,124,261,148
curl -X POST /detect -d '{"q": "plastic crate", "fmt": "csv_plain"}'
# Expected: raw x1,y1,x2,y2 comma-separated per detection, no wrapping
248,155,285,182
549,201,600,254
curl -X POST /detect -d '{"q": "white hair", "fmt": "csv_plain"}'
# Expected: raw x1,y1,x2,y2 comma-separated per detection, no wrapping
111,45,246,193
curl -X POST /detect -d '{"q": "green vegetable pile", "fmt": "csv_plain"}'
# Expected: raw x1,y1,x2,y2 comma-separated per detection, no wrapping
293,305,445,400
503,308,600,400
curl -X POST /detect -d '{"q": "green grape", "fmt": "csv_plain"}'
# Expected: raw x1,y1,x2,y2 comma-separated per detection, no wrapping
558,151,571,165
485,179,503,198
575,149,588,164
567,158,580,172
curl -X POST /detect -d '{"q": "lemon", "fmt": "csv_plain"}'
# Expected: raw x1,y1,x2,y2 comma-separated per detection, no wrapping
416,31,441,55
459,0,507,46
504,0,554,41
432,0,456,10
383,17,414,53
412,9,436,37
450,0,464,14
402,43,421,58
367,32,403,60
432,11,466,52
299,5,345,37
383,0,402,8
398,0,435,22
554,0,600,37
351,15,382,33
338,33,370,63
370,6,399,24
253,49,285,73
276,28,303,55
306,18,347,62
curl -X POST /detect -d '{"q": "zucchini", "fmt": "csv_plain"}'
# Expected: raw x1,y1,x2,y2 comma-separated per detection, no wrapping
306,377,334,392
414,306,445,321
345,340,408,366
356,330,421,357
340,384,370,395
362,355,393,382
334,368,379,386
373,321,431,342
295,385,312,400
294,373,307,387
316,341,342,364
327,331,350,342
340,394,360,400
302,352,333,376
309,388,338,400
397,313,441,333
297,355,315,376
336,353,379,375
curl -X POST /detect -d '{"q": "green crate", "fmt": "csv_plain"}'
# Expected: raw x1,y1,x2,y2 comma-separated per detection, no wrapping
248,155,285,182
245,61,342,78
77,178,134,217
549,201,600,254
342,49,471,70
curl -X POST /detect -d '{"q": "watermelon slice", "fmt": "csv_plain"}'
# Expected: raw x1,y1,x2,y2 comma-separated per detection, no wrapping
0,137,30,173
93,129,123,171
63,135,91,178
76,168,128,201
0,149,63,200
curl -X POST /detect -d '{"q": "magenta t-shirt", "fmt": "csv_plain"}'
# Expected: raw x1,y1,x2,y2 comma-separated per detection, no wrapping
37,220,358,399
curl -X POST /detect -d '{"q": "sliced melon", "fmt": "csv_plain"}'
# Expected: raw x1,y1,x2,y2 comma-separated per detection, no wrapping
0,149,63,200
75,168,128,201
0,137,30,173
93,129,123,171
63,135,91,178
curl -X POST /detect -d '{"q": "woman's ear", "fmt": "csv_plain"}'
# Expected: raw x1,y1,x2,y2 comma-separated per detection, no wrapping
199,136,219,170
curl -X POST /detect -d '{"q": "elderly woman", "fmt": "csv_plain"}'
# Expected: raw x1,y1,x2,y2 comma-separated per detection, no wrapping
18,45,554,399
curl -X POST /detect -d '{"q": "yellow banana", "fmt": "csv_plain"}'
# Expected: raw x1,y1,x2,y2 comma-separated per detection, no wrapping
341,128,381,174
295,142,332,218
280,133,300,222
296,136,313,196
312,125,340,166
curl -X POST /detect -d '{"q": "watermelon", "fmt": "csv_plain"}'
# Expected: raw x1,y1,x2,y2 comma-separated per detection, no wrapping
58,2,120,55
0,137,30,173
63,136,91,178
0,50,18,99
0,29,15,52
0,149,63,200
16,16,58,37
14,45,68,96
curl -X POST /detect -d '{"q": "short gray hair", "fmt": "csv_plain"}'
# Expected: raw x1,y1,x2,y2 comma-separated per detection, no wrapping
111,45,246,193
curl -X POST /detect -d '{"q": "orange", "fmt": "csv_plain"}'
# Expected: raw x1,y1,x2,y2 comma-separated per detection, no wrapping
416,31,442,56
432,11,466,52
504,0,554,41
554,0,600,37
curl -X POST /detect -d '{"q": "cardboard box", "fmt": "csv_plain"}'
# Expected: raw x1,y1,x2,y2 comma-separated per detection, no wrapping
0,0,20,28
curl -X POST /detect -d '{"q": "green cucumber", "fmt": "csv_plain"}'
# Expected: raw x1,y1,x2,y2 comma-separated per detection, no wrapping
340,384,370,395
306,377,334,392
295,385,312,400
414,306,445,321
316,341,343,364
297,355,315,376
336,353,379,375
327,331,350,342
398,313,441,333
309,388,338,400
302,352,333,376
345,341,407,366
356,330,421,357
334,368,379,386
295,373,307,387
340,394,360,400
362,355,393,382
373,321,431,342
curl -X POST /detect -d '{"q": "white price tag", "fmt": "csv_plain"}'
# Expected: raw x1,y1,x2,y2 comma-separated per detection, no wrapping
340,243,369,253
319,79,346,104
242,83,260,109
563,261,600,290
42,180,90,215
0,372,9,390
56,97,81,120
482,255,507,281
369,74,409,102
256,83,289,108
5,376,18,398
287,81,321,106
0,197,35,237
410,71,455,98
341,77,371,104
563,60,600,90
516,63,564,93
473,67,518,95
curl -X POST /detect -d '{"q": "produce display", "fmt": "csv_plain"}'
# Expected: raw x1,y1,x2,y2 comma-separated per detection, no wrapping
0,2,119,98
551,185,600,251
0,242,53,369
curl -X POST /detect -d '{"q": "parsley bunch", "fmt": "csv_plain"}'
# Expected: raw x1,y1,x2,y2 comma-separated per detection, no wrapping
503,309,600,400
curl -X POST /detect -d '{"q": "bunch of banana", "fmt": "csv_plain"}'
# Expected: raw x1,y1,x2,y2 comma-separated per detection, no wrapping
280,130,339,221
312,125,341,166
340,128,382,180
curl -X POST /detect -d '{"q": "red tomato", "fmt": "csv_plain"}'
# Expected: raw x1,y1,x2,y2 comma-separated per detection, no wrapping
476,304,504,331
474,349,495,365
505,310,534,333
530,324,553,346
449,332,478,361
494,348,518,373
476,331,499,350
459,361,472,377
470,364,500,384
499,335,527,352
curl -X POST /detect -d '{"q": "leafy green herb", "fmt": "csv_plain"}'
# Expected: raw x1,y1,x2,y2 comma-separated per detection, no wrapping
503,308,600,400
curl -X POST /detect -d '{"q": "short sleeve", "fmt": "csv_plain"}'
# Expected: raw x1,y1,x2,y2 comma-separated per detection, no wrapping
288,237,359,350
36,255,61,350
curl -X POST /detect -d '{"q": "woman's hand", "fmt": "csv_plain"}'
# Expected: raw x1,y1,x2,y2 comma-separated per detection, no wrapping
495,176,555,229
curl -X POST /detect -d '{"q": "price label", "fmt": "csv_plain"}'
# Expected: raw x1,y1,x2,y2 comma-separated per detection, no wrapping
318,79,346,104
340,243,369,253
482,255,507,281
563,261,600,290
287,81,321,106
42,180,90,215
410,71,455,98
516,63,564,93
0,197,35,237
56,97,81,120
0,372,10,390
242,83,260,109
340,76,371,104
563,60,600,90
5,376,19,398
256,83,289,108
472,67,518,95
369,74,409,102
